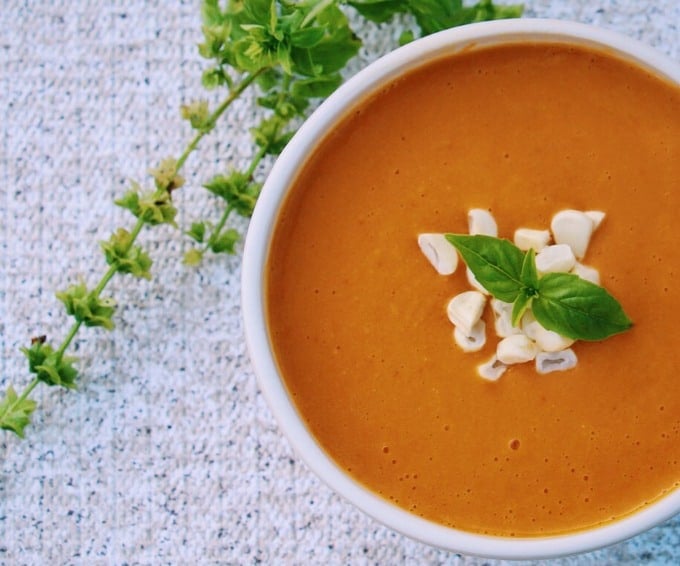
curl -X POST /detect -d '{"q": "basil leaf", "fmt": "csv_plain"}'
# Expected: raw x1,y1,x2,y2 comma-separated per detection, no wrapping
533,273,633,341
290,27,326,49
520,247,538,289
511,248,538,325
511,289,533,327
445,234,524,303
291,74,343,98
347,1,409,24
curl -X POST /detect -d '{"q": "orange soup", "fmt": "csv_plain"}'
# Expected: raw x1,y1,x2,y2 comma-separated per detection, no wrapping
266,43,680,536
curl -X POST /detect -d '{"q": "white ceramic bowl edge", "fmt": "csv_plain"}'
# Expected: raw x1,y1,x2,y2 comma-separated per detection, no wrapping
242,19,680,560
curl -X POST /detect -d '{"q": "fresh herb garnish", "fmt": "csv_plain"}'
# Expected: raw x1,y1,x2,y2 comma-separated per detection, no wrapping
349,0,524,37
1,0,524,438
446,234,633,341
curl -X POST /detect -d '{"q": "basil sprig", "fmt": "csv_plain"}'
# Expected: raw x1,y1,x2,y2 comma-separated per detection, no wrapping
445,235,633,341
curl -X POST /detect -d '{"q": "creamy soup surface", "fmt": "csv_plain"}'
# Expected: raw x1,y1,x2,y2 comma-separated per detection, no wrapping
266,43,680,536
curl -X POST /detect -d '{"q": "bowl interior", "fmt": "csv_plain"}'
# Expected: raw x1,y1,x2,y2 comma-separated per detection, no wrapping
242,19,680,559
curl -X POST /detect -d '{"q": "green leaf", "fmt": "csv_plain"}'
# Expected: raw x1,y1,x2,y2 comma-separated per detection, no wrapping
203,171,261,217
267,0,278,34
520,247,539,289
251,115,291,155
291,74,343,99
0,385,37,438
210,228,240,254
183,248,204,266
511,248,539,325
35,355,79,389
398,29,415,46
198,23,231,59
471,0,524,22
406,0,523,35
21,336,50,374
350,0,523,36
232,36,275,73
201,68,224,89
149,157,185,191
290,27,326,48
56,282,117,330
347,0,409,23
101,228,153,280
242,0,275,27
511,289,533,327
257,88,309,118
533,273,633,341
186,222,207,244
115,183,178,227
201,0,226,27
204,171,249,200
290,6,361,76
445,234,524,303
180,100,212,131
21,340,79,389
256,68,283,92
276,41,293,75
226,0,305,75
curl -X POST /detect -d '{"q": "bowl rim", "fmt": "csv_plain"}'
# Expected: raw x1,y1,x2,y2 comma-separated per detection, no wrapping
241,18,680,560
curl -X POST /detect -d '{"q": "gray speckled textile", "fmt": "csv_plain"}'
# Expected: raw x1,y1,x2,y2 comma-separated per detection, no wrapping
1,1,678,564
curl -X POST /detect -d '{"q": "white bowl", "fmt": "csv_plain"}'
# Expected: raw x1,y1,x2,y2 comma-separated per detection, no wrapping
242,19,680,560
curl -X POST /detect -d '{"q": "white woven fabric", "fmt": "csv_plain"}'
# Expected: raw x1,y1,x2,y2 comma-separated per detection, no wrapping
1,1,678,563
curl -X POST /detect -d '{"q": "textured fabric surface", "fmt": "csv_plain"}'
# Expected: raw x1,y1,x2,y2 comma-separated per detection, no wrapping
1,1,678,564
